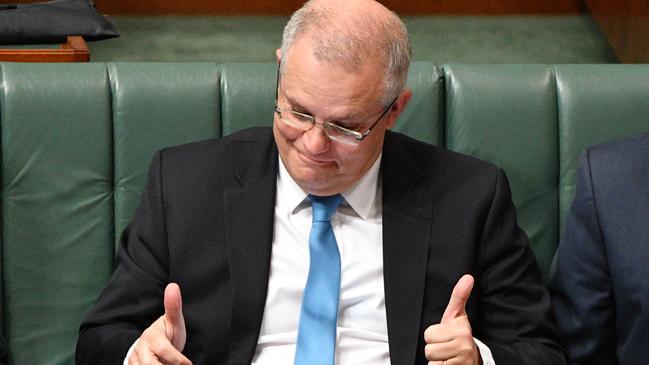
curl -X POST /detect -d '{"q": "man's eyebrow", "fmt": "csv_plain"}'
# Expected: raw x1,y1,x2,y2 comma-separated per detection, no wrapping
284,94,308,112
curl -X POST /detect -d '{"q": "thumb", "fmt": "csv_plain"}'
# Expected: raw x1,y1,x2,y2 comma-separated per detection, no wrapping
164,282,187,350
441,274,474,324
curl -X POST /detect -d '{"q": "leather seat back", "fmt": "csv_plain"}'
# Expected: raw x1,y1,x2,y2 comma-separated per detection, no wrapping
1,62,648,364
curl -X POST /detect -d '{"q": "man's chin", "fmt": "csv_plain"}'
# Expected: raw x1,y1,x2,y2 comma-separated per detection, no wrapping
292,169,341,194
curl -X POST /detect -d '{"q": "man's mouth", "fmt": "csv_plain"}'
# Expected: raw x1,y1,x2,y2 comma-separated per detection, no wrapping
296,150,333,166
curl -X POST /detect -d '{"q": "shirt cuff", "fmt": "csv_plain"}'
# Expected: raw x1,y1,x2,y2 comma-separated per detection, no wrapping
474,337,495,365
123,339,139,365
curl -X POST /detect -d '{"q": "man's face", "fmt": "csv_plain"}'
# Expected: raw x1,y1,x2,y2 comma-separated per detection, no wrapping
273,38,409,196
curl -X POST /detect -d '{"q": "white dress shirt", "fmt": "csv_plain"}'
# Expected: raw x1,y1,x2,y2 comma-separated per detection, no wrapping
252,155,389,364
125,154,494,364
252,156,495,365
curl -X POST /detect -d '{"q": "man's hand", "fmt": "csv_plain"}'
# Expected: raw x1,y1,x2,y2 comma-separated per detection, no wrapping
423,274,481,365
128,283,192,365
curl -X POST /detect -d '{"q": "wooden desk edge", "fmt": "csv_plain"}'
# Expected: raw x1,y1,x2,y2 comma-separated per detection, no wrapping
0,36,90,62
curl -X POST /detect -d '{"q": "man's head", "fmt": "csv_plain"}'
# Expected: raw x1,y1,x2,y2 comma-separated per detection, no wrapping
273,0,412,196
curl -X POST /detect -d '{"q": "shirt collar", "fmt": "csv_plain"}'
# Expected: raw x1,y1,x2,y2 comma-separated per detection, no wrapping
277,155,382,220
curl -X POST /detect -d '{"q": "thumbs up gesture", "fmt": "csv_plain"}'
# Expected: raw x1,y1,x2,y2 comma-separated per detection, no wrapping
423,275,481,365
128,283,192,365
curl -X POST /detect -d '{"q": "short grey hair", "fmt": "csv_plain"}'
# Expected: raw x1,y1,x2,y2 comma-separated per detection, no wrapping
280,1,411,106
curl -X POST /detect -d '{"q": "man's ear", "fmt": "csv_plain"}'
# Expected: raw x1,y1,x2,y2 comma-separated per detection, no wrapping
276,48,282,62
385,88,413,130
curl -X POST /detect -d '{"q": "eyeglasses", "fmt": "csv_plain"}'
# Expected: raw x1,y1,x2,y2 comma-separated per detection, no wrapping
274,64,397,146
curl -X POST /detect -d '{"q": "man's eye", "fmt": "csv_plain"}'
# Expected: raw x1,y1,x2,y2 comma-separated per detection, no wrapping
293,112,312,122
333,122,357,131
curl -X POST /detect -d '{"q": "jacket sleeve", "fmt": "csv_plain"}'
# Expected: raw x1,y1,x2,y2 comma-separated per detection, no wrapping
476,168,568,364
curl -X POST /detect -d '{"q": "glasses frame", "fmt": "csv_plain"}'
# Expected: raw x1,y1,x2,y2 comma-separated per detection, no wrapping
273,63,397,146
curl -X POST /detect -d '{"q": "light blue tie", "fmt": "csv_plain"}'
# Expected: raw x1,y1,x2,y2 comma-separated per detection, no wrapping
294,194,344,365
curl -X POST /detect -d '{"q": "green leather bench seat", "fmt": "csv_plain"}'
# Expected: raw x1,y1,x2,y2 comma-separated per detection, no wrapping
0,62,648,364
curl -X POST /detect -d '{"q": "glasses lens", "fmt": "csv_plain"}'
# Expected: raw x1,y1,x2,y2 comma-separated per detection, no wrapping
323,124,360,146
278,109,313,131
276,107,360,146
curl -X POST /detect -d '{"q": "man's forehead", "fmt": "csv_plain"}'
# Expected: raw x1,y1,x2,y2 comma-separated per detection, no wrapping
284,56,383,93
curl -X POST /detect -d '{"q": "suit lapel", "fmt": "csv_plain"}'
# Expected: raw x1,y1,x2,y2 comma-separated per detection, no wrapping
381,132,434,365
222,130,435,364
225,137,278,365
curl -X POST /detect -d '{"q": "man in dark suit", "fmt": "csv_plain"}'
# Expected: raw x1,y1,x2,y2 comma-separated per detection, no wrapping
77,1,566,364
549,132,649,364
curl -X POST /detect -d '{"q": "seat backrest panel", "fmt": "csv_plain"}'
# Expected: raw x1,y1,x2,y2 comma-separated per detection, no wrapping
111,63,221,246
556,64,649,231
444,63,560,276
1,63,114,364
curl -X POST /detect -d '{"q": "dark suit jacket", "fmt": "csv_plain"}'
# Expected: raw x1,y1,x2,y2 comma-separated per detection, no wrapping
77,127,565,364
549,133,649,364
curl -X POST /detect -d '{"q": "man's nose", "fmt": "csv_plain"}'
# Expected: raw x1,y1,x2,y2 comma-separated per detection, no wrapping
302,124,330,155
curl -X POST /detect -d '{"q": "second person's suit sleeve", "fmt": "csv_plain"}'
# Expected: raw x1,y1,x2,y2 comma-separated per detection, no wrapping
548,151,617,364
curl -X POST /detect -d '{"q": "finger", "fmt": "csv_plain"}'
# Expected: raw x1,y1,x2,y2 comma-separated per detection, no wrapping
441,274,474,324
424,324,453,343
141,330,192,365
127,350,140,365
132,346,164,365
424,341,456,361
151,342,193,365
164,283,184,328
137,324,193,365
163,283,187,350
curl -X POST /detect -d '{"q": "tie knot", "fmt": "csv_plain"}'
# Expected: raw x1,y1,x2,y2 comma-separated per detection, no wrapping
308,194,343,222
